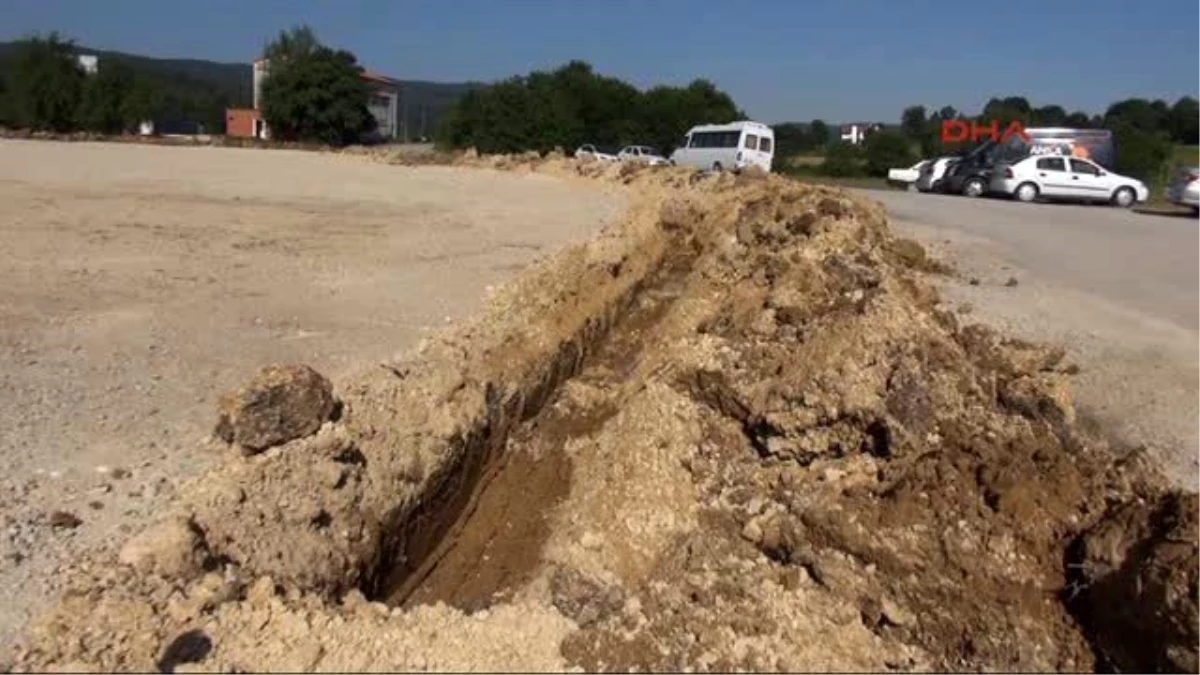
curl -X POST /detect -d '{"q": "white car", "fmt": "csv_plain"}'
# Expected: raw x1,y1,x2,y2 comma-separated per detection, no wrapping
888,160,929,186
990,155,1149,207
574,144,618,162
1166,165,1199,215
617,145,670,166
914,157,957,193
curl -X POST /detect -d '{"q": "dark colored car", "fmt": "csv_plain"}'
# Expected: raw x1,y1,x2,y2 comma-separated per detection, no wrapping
940,153,991,197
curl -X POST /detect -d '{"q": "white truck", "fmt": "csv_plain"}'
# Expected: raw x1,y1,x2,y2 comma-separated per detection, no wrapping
670,121,775,172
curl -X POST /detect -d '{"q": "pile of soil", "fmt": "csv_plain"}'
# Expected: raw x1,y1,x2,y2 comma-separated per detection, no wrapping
7,154,1196,673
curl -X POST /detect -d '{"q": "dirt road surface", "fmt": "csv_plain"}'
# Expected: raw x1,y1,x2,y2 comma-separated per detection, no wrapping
0,139,624,651
858,189,1199,487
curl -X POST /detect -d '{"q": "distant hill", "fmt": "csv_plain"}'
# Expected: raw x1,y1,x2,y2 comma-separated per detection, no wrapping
0,40,477,138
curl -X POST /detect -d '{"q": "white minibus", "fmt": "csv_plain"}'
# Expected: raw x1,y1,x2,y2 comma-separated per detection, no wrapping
670,121,775,172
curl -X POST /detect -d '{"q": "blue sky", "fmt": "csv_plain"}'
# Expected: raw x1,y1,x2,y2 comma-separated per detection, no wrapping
2,0,1197,123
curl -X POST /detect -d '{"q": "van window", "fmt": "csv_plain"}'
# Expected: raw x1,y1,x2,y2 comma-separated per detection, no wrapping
759,137,772,153
689,131,740,148
744,134,758,150
1036,157,1066,171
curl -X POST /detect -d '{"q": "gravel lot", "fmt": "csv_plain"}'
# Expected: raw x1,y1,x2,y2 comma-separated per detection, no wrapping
859,189,1199,487
0,139,624,651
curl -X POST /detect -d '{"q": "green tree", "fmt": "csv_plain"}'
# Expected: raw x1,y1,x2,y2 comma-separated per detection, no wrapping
0,73,11,127
1169,96,1199,144
263,25,320,63
937,106,959,121
259,29,374,146
981,96,1033,127
78,60,141,133
1063,110,1093,128
808,119,831,147
8,32,86,131
863,131,916,176
773,122,812,158
900,105,927,139
819,141,863,177
1110,121,1172,182
435,61,743,155
1104,98,1169,133
1032,105,1067,126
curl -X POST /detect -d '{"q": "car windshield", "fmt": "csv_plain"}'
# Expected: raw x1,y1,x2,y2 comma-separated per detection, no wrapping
643,147,661,156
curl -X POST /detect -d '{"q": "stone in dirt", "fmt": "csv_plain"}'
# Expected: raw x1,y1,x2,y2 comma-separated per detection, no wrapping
214,363,336,454
47,511,81,529
117,516,209,580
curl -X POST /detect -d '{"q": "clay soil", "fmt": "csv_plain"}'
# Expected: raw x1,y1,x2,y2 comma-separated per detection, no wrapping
0,139,623,653
5,148,1198,673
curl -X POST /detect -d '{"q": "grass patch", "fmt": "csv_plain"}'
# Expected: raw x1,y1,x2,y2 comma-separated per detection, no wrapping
775,161,899,191
784,173,897,191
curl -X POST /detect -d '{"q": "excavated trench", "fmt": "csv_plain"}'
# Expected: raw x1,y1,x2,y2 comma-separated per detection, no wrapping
9,158,1197,674
377,237,699,609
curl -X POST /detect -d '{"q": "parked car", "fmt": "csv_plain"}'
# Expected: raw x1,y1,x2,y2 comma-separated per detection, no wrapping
888,160,929,187
914,157,957,193
943,128,1116,198
574,144,618,162
940,155,993,197
990,155,1149,207
617,145,670,166
1166,165,1200,215
671,121,775,172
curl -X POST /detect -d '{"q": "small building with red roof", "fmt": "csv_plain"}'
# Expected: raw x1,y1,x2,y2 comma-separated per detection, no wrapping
226,58,402,142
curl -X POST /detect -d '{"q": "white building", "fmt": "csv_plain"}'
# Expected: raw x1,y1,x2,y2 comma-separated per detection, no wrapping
839,121,883,145
77,54,98,75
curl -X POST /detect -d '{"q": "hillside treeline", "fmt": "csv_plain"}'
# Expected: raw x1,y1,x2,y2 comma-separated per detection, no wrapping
435,61,743,155
0,33,238,133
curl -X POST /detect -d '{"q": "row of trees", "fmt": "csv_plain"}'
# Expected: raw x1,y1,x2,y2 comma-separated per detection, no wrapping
0,33,159,133
0,27,376,146
435,61,744,155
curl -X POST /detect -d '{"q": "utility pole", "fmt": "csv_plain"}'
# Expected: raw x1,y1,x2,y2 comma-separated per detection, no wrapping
401,87,409,142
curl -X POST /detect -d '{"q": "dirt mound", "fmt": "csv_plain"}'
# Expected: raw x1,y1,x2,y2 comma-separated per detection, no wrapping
1069,490,1199,672
7,155,1196,673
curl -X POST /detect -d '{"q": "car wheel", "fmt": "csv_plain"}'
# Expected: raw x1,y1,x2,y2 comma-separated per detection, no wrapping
1111,186,1136,208
1014,182,1039,203
712,162,723,172
963,177,985,198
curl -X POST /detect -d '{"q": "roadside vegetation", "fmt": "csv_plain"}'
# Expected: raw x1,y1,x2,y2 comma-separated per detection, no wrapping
2,30,1195,182
434,61,743,155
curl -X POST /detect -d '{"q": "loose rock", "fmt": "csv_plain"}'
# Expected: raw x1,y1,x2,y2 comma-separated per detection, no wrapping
214,363,336,453
117,516,208,580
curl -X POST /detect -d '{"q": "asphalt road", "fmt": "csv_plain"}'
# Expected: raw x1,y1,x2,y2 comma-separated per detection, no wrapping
858,189,1199,487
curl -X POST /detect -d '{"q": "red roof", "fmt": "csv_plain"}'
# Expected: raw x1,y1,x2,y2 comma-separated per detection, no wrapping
361,70,399,86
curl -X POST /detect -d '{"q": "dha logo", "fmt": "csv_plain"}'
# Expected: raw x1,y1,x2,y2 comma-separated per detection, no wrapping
941,120,1031,144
